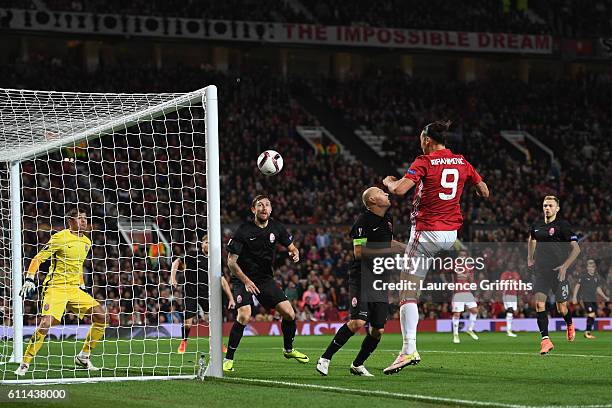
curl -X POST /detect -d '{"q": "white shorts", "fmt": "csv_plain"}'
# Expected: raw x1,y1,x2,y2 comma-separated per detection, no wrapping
403,229,457,278
503,294,518,311
452,292,477,312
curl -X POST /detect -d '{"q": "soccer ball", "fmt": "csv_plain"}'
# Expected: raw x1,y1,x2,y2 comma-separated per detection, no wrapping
257,150,283,176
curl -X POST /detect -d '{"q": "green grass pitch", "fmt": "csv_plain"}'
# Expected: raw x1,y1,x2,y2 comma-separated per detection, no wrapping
2,331,611,407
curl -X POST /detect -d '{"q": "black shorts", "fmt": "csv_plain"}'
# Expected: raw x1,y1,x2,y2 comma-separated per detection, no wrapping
348,282,388,329
184,283,209,318
233,279,287,310
584,302,597,314
533,269,570,301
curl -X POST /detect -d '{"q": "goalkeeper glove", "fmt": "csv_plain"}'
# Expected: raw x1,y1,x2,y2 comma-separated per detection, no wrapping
20,277,36,299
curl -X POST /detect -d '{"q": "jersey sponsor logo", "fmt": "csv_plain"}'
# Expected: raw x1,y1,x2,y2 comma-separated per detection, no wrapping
407,169,417,175
351,297,358,307
236,295,242,304
429,157,465,166
548,227,555,236
269,233,276,243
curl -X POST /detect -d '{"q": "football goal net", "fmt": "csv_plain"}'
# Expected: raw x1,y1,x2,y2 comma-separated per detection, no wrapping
0,86,222,384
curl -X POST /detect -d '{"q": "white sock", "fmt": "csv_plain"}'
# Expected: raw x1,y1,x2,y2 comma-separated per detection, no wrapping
400,302,419,355
452,316,459,335
506,312,513,331
78,350,90,358
468,313,477,331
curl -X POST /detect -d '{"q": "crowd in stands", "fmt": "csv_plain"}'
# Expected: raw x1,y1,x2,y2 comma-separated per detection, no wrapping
2,56,609,329
306,0,549,34
530,0,612,37
6,0,609,37
315,70,612,239
40,0,307,22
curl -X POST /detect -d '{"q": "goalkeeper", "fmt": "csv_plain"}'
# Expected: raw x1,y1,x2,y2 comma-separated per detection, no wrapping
15,208,107,376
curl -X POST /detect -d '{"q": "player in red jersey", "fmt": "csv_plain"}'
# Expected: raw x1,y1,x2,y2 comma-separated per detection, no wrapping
451,250,479,344
499,267,522,337
382,121,489,374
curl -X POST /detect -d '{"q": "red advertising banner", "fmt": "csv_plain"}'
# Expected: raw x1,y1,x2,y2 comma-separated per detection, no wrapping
283,24,553,54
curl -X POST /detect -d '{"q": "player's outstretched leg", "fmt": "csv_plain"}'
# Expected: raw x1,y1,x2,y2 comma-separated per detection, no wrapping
585,313,596,339
506,309,517,337
178,314,194,354
451,313,460,344
318,322,357,375
277,301,309,363
466,309,479,340
224,305,250,372
536,299,554,355
350,327,382,377
75,305,107,371
14,315,56,376
557,301,574,342
384,299,420,375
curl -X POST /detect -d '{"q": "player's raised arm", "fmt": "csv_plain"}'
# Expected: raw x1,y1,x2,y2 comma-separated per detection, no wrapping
385,155,427,196
467,161,489,199
474,181,489,198
383,175,415,196
20,234,57,298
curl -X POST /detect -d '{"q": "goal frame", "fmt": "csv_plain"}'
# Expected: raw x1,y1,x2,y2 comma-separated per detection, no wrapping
2,85,222,383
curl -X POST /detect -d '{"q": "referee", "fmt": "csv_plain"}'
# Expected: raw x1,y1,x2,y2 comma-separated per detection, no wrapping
572,259,610,339
528,195,580,355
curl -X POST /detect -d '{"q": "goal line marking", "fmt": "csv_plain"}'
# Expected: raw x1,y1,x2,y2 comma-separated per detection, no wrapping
261,347,612,359
225,376,612,408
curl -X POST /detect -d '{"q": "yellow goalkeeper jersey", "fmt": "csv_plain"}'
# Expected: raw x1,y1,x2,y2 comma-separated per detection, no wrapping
35,229,91,287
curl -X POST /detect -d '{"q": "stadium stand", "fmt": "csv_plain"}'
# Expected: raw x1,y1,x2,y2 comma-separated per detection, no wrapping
4,54,609,326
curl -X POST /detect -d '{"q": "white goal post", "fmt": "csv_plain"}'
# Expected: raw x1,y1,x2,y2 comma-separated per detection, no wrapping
0,85,222,383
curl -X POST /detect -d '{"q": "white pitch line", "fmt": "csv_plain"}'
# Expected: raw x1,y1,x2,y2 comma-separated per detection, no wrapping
224,376,612,408
261,347,612,359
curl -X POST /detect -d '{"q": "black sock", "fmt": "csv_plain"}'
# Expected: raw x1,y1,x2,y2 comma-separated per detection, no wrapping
587,316,594,331
322,324,355,360
281,319,297,352
536,311,549,338
181,323,191,341
225,321,245,360
562,311,573,325
353,333,381,367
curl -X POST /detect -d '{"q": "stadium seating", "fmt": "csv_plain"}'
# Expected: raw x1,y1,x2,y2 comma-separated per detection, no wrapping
5,57,609,326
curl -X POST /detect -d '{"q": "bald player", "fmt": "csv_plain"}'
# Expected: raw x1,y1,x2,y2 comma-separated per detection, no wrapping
317,187,403,377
